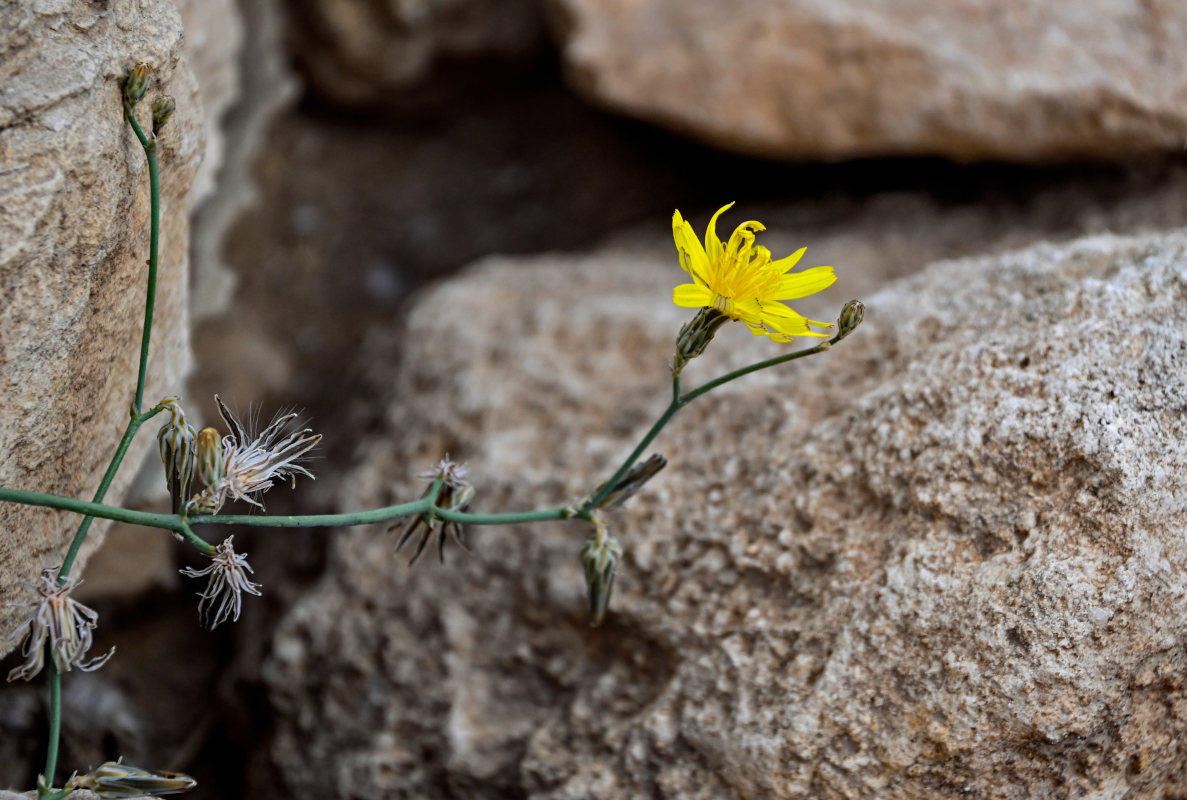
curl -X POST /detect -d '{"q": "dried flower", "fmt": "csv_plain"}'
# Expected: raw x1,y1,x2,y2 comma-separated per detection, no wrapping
157,397,196,514
187,395,320,515
594,453,666,509
395,458,474,564
180,536,261,629
70,759,197,797
580,520,623,626
672,202,836,342
7,569,114,682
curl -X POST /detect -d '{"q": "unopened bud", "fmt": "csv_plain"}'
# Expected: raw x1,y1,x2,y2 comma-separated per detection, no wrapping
195,427,224,490
836,299,864,340
595,453,666,509
71,760,197,797
151,95,175,134
580,530,623,626
124,63,152,108
673,307,729,375
157,398,196,514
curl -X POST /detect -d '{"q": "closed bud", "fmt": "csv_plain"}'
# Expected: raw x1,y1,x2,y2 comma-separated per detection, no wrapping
71,760,197,797
124,63,152,108
580,528,623,626
673,307,729,375
195,427,224,491
595,453,666,509
157,398,196,514
836,299,864,340
151,95,175,134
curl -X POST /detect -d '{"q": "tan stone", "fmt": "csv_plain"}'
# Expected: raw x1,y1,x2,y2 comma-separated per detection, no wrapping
264,224,1187,796
289,0,544,105
0,0,232,655
547,0,1187,162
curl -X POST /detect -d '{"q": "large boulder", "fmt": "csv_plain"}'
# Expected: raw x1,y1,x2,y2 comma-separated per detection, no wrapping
0,0,233,654
287,0,544,106
263,224,1187,797
547,0,1187,162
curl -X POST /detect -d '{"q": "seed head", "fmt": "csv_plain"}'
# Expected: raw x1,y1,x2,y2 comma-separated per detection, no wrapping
180,536,261,629
7,569,114,682
394,458,474,565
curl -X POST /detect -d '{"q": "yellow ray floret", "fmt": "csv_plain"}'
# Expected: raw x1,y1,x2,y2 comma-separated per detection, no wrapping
672,202,836,342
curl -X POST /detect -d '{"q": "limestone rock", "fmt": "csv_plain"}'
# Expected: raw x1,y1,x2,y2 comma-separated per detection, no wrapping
288,0,544,106
0,1,207,655
264,226,1187,797
547,0,1187,162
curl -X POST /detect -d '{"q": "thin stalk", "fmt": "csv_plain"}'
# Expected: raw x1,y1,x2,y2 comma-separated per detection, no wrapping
679,340,832,404
58,405,166,581
58,109,161,582
43,663,61,790
124,106,159,415
585,395,682,511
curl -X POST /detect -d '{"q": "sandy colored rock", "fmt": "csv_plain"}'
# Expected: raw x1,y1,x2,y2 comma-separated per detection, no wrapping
264,225,1187,797
0,0,207,656
547,0,1187,162
289,0,544,105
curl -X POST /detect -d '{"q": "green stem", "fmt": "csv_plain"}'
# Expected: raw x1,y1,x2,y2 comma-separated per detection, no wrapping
57,109,163,583
0,487,574,534
679,339,832,404
43,662,60,792
586,395,682,511
58,406,166,581
124,105,159,415
584,339,836,512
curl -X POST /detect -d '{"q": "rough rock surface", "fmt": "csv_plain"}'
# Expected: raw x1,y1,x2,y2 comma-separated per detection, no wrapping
547,0,1187,162
288,0,544,106
265,227,1187,797
0,0,209,656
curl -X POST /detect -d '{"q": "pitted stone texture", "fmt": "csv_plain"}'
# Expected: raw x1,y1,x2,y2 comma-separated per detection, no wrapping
0,1,204,655
547,0,1187,162
288,0,543,106
265,229,1187,798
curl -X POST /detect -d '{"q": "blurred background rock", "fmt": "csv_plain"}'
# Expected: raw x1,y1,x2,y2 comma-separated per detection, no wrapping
3,0,1187,797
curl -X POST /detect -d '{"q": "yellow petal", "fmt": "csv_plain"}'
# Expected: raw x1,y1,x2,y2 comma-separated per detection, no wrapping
704,202,735,265
767,247,807,273
672,212,712,283
673,283,715,308
770,266,836,299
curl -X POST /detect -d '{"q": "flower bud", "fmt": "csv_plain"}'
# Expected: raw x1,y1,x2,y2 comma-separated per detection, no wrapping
195,427,224,491
157,398,196,514
836,299,864,340
580,531,623,626
673,307,729,375
151,95,176,135
71,760,197,797
124,63,152,108
595,453,666,509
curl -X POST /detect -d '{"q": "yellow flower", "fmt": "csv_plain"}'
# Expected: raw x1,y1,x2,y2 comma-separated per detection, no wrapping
672,203,836,342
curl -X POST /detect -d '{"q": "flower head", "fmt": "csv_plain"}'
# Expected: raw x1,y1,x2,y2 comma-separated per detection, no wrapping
395,458,474,565
7,569,114,682
672,203,836,342
187,395,320,515
180,536,262,629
